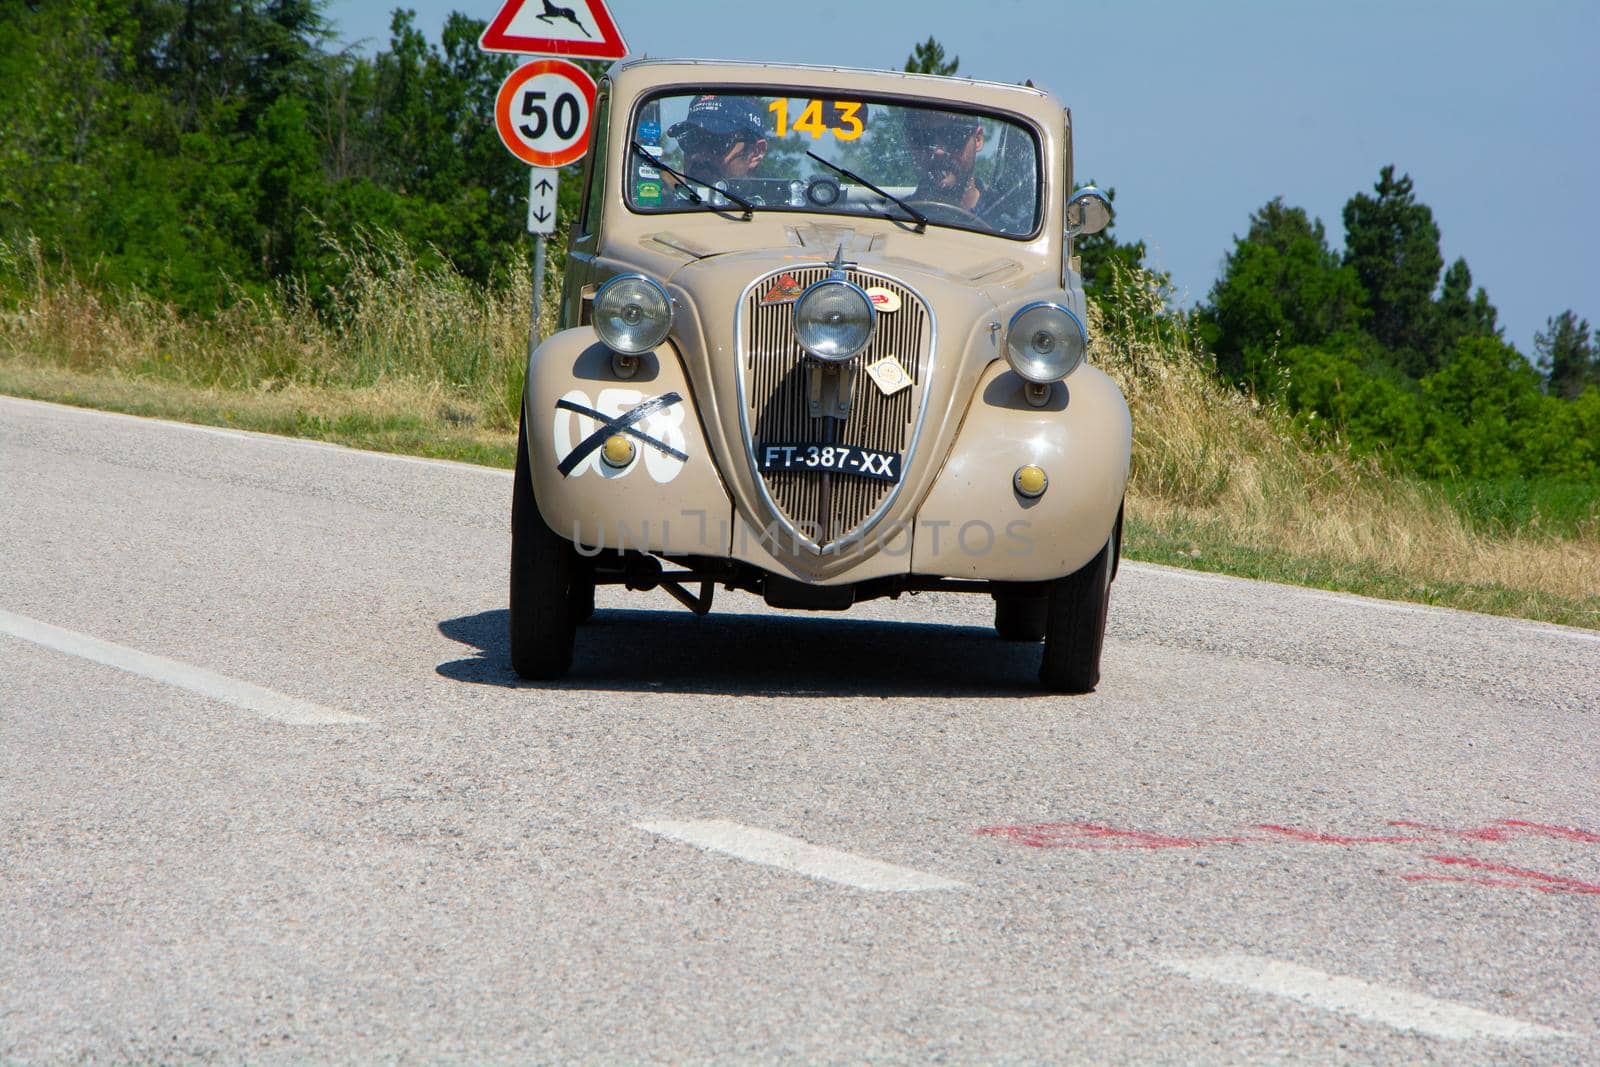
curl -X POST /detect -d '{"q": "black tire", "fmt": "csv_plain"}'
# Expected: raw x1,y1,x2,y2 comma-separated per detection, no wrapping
509,410,579,680
994,595,1048,641
1039,532,1117,693
569,575,596,624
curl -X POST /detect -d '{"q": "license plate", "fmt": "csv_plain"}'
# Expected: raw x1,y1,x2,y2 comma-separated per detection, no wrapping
757,442,901,482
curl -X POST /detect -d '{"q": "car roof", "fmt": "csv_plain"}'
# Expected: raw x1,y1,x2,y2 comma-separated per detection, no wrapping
607,58,1062,120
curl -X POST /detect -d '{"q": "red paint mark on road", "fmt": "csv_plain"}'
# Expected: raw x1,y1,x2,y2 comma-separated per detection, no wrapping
980,818,1600,852
1252,824,1423,845
1387,819,1600,844
977,816,1600,900
1403,854,1600,896
1389,820,1517,841
974,822,1248,850
1497,819,1600,844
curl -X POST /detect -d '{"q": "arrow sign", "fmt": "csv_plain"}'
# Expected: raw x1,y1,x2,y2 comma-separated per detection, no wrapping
527,167,559,235
479,0,628,60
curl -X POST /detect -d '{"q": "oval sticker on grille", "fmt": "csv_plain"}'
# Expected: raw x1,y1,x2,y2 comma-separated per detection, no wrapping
865,286,901,313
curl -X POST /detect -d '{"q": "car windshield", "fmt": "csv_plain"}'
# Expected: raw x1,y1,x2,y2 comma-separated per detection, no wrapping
626,89,1042,239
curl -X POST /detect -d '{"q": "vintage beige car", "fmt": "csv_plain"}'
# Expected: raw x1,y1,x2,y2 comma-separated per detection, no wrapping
511,59,1131,691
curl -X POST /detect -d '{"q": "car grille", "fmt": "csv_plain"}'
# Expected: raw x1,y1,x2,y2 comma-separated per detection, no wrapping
740,267,931,547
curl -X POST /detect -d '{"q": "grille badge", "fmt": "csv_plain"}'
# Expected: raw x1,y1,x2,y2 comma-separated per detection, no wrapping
760,272,803,305
866,355,912,397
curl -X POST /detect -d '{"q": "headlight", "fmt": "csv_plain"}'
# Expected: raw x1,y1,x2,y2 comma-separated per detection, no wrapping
594,274,672,355
793,279,875,362
1005,302,1087,383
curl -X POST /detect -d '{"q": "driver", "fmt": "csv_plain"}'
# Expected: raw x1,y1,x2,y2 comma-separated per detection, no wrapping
905,109,987,213
666,95,768,195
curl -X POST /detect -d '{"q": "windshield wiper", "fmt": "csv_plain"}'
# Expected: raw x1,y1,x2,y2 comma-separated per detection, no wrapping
630,141,755,220
805,150,926,233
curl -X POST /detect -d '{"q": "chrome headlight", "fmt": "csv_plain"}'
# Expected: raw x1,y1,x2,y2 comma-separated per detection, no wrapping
1006,302,1087,383
793,278,875,362
594,274,672,355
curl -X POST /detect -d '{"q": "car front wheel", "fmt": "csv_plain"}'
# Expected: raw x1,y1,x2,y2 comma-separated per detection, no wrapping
509,411,580,680
1038,520,1119,693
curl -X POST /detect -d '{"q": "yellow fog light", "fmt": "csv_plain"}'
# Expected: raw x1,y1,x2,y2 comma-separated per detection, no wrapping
1014,464,1048,498
601,434,636,469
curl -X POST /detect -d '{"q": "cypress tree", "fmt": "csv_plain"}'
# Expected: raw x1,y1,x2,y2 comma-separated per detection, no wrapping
1342,166,1443,377
1535,311,1598,399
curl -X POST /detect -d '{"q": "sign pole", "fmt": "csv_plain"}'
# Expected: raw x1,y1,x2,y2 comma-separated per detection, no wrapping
526,166,559,357
528,234,546,361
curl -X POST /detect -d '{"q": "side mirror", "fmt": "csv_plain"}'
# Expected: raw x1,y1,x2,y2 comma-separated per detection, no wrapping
1066,186,1112,237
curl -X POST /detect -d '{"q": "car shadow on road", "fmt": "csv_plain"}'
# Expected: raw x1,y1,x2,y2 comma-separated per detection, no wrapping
436,607,1048,697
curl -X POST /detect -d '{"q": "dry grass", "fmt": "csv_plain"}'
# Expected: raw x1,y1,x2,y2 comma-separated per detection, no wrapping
0,231,539,434
1090,264,1599,620
2,238,1595,626
0,362,519,465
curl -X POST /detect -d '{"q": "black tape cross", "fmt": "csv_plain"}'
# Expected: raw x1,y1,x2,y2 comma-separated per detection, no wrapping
555,392,686,477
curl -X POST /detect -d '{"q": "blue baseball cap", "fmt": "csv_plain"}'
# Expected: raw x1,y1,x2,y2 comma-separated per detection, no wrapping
668,95,766,141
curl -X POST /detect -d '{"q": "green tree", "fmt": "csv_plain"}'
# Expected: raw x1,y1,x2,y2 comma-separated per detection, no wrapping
1342,165,1443,376
1278,344,1426,466
120,0,331,134
247,93,326,280
1197,198,1367,389
362,10,522,281
1417,336,1546,478
903,37,959,76
1535,310,1597,400
1431,256,1499,364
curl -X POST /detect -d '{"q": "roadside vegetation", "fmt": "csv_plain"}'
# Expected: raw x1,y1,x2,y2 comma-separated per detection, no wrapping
1088,269,1597,628
2,6,1595,628
5,235,1595,629
0,230,533,465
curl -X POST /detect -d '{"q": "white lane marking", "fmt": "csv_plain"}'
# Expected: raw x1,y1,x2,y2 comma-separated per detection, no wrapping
0,395,512,478
1293,591,1439,616
0,609,367,726
1298,590,1600,640
1513,623,1600,644
637,819,968,892
1122,562,1234,585
1128,561,1600,645
1159,954,1573,1043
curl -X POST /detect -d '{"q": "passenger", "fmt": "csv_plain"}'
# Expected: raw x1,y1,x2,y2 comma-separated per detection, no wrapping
666,95,768,191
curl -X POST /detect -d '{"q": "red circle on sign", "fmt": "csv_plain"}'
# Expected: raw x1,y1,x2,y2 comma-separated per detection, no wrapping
494,59,597,168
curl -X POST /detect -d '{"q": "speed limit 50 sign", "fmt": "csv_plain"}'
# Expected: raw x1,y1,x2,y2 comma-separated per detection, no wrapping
494,59,597,168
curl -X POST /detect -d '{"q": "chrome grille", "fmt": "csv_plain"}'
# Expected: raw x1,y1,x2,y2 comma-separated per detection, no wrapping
741,267,931,545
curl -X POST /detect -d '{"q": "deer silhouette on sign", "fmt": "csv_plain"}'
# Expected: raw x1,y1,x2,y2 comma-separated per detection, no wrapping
535,0,592,37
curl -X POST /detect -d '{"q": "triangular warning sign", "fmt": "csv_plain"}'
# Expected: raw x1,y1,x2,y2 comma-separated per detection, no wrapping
478,0,629,60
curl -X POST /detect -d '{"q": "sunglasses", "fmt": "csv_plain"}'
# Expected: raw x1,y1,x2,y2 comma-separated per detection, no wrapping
676,127,745,156
910,122,980,151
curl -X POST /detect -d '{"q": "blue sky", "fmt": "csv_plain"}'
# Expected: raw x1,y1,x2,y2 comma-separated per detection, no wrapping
324,0,1599,359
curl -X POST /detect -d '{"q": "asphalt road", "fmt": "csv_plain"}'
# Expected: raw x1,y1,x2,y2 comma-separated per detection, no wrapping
3,395,1597,1065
